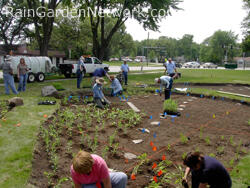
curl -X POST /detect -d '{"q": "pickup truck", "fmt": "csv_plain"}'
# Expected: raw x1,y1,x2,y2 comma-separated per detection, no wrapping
59,57,109,78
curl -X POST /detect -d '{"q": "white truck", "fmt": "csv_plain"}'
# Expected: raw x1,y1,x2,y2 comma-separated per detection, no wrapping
2,56,56,82
59,57,109,78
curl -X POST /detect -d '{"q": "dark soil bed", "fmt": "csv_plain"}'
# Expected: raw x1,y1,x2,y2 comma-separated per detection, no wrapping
29,94,250,187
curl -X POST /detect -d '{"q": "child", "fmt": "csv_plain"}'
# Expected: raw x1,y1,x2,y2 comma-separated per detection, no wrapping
71,151,127,188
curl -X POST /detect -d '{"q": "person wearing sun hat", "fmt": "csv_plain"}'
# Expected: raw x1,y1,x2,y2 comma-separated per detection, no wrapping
93,78,111,109
0,55,18,95
155,75,173,100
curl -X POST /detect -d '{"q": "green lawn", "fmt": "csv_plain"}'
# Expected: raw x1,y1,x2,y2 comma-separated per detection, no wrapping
0,70,249,187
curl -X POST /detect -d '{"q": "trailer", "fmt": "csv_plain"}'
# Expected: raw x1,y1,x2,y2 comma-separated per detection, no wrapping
5,56,56,82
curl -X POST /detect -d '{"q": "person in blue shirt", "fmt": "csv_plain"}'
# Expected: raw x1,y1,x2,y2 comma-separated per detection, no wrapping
93,78,111,109
183,152,232,188
110,75,123,96
76,56,85,89
121,61,129,85
155,75,173,100
163,58,178,78
92,68,111,85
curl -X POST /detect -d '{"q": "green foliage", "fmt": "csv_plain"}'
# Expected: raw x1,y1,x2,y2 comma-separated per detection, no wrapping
217,146,225,155
52,83,65,91
204,136,211,145
180,133,188,144
163,99,178,112
248,120,250,126
209,153,216,158
132,153,149,175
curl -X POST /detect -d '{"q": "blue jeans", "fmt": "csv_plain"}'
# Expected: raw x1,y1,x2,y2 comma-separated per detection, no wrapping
111,90,122,97
164,78,173,100
77,70,83,88
82,172,127,188
3,73,18,95
123,72,128,85
18,74,28,92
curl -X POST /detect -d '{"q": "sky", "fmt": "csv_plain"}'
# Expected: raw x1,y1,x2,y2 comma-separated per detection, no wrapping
125,0,247,44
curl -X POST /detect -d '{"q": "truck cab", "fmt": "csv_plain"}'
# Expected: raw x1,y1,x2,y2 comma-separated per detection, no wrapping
59,57,109,78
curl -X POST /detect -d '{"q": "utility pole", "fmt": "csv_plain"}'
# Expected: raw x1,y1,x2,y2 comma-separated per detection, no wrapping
147,32,149,67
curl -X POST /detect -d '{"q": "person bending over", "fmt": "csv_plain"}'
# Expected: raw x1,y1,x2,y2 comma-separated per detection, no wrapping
93,78,111,109
110,75,123,96
71,151,127,188
183,152,232,188
155,75,173,100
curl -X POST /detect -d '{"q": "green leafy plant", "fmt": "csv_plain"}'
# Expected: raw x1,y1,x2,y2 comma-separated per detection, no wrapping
204,136,211,145
44,171,54,186
199,127,203,139
248,120,250,126
163,99,178,112
217,146,224,154
220,135,224,141
230,136,236,147
180,133,188,144
53,83,65,90
182,152,187,160
209,153,216,157
166,143,171,151
132,153,149,175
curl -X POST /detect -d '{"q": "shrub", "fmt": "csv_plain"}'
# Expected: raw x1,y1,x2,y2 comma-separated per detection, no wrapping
163,99,178,112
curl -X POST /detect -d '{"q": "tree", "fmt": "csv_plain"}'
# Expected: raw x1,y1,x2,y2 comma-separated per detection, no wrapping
0,0,31,53
199,30,238,63
241,0,250,54
26,0,62,56
67,0,181,60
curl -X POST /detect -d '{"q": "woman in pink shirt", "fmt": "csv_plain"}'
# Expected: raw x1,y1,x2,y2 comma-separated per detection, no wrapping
71,151,127,188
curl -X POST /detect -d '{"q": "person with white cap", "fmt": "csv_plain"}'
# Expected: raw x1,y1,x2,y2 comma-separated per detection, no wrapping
77,55,86,89
155,75,173,100
93,78,111,109
0,55,18,95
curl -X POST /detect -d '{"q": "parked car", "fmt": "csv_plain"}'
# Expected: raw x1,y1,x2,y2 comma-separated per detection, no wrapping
109,58,119,61
121,57,133,62
182,62,200,68
59,57,109,78
202,62,218,69
134,59,141,62
1,56,56,82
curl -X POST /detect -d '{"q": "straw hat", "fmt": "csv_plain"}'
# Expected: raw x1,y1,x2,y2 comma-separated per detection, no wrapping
96,78,107,85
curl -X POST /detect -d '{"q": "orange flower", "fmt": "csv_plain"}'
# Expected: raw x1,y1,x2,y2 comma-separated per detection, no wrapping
162,155,166,161
153,176,157,183
153,146,157,151
16,123,21,127
157,170,163,176
152,163,157,169
43,114,48,118
125,159,128,163
150,141,154,147
131,174,136,180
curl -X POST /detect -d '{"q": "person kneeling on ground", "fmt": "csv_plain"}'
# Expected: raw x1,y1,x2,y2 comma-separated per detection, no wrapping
93,78,111,109
155,75,173,100
110,75,123,96
71,150,128,188
183,152,232,188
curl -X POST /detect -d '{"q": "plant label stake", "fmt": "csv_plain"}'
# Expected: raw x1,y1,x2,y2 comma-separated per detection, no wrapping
153,146,157,151
142,128,145,133
122,95,126,99
221,97,224,101
200,94,204,98
158,122,160,126
186,113,190,118
164,112,167,116
150,141,154,147
149,115,152,120
153,133,157,138
187,93,190,96
212,96,215,100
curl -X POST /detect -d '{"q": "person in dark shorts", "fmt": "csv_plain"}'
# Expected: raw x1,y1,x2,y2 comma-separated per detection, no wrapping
183,152,232,188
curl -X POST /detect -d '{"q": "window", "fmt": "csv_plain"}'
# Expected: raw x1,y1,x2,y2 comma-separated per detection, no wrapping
85,58,92,64
94,58,101,64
